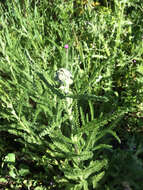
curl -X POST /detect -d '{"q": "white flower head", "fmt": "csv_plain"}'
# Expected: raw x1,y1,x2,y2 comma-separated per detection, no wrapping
54,68,73,120
55,68,73,87
95,75,102,83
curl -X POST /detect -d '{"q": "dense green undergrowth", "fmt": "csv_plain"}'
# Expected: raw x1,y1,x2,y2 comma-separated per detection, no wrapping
0,0,143,189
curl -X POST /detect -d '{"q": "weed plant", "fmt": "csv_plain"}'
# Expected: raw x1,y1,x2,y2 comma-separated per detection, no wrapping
0,0,143,189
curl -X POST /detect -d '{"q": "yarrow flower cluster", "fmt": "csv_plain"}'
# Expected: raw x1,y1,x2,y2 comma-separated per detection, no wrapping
55,68,73,88
55,68,73,121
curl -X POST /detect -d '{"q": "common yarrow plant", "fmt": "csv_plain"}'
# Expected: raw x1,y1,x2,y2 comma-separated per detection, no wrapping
0,0,143,189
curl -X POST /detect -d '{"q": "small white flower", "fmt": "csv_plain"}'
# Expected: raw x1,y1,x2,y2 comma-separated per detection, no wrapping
55,68,73,87
95,75,102,83
55,68,73,121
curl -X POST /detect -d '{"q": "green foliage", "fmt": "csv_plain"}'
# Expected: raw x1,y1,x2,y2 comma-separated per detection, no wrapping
103,135,143,190
0,0,143,189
